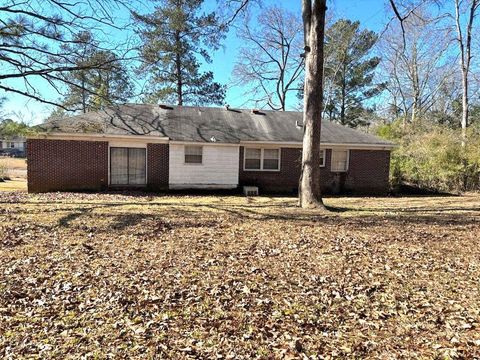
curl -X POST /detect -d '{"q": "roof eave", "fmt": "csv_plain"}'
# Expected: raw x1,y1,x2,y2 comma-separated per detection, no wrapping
27,132,170,143
240,140,395,149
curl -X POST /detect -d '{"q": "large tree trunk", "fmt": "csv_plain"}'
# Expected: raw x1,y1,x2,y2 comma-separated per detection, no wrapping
299,0,327,209
176,53,183,106
175,31,183,106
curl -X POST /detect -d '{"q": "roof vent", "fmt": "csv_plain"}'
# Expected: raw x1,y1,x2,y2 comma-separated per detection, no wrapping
295,120,303,128
251,109,265,115
159,104,173,110
224,104,230,110
210,136,217,142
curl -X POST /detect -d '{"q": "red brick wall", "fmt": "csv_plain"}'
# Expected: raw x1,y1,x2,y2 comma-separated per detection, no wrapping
239,147,391,195
344,150,391,194
27,140,389,194
27,139,108,193
239,147,302,193
147,143,169,190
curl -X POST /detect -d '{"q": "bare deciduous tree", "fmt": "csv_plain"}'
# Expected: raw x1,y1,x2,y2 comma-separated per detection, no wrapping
388,0,479,136
379,10,454,126
299,0,327,209
0,0,134,110
233,6,304,110
453,0,479,141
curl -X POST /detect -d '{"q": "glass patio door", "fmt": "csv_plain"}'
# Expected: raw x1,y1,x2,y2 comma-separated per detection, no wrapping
110,147,146,185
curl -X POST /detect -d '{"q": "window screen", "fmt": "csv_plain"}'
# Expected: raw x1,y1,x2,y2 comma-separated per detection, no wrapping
110,147,146,185
263,149,280,170
331,150,349,172
185,146,203,164
320,149,325,167
244,148,261,169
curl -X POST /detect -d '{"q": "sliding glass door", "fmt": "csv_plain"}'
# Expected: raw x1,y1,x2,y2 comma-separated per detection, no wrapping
110,147,146,185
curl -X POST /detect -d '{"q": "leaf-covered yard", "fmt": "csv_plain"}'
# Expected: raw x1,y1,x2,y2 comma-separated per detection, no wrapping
1,191,480,359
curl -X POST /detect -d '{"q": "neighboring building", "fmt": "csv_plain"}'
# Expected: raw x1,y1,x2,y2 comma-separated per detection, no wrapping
1,137,27,157
27,104,394,194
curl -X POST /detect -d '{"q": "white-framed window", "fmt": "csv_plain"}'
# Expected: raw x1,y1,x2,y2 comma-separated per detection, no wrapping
331,149,349,172
244,148,261,169
185,145,203,164
244,147,281,171
7,142,14,148
320,149,326,167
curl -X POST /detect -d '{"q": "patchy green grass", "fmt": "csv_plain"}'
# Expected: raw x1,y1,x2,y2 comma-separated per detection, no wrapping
1,191,480,358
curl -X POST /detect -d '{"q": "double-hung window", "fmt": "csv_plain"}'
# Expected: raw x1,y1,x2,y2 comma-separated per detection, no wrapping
331,149,349,172
184,145,203,164
110,147,146,185
319,149,326,167
244,148,280,171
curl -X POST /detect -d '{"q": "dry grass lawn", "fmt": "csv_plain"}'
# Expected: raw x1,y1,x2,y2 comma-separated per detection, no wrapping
1,188,480,359
0,157,27,170
0,179,27,192
0,157,27,180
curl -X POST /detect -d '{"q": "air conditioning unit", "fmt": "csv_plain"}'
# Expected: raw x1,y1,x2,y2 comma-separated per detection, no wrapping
243,186,259,196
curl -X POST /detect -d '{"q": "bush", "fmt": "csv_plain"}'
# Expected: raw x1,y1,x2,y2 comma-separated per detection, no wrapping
0,162,8,181
375,122,480,193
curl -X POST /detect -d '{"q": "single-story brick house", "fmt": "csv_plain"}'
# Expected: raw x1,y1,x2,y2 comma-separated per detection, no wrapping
27,104,394,194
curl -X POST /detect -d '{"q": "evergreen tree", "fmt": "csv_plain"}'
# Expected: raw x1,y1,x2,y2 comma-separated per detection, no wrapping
323,20,384,127
57,32,133,113
0,119,31,138
132,0,225,106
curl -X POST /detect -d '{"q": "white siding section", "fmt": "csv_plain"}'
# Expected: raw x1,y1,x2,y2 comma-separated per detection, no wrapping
1,140,25,149
169,144,239,188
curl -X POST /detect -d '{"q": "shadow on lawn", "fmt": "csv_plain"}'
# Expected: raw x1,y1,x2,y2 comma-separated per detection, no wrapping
56,206,226,231
58,208,92,227
13,194,480,230
202,203,480,228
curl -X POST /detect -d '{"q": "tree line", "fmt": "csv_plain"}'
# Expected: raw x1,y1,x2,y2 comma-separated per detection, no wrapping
2,0,473,134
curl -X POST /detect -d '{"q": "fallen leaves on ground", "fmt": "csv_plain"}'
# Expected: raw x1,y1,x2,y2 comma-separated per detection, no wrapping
1,192,479,359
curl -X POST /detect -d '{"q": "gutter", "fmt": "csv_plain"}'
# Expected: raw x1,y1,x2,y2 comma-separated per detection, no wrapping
27,132,170,143
239,140,395,150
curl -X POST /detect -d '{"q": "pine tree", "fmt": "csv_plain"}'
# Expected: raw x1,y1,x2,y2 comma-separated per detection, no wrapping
57,32,133,113
323,20,384,127
132,0,226,106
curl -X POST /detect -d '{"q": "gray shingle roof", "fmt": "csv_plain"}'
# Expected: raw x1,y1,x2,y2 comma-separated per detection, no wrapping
41,104,393,146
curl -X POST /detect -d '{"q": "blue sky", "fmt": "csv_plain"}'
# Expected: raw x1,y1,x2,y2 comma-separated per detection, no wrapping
2,0,389,124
